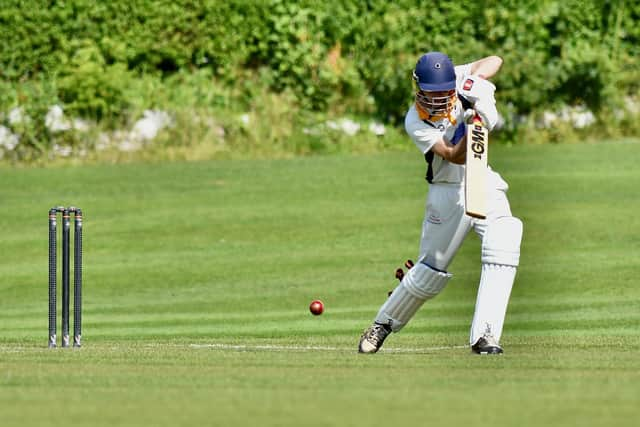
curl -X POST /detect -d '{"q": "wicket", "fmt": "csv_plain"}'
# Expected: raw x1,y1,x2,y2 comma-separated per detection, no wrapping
48,206,83,348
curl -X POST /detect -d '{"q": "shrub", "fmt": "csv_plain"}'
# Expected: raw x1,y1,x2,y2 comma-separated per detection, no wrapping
0,0,638,161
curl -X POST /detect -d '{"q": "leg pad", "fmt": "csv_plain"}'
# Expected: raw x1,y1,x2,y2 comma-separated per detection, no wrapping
375,263,452,331
481,216,523,266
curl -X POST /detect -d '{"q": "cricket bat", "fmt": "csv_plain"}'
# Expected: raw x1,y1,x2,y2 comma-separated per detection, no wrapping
465,113,488,219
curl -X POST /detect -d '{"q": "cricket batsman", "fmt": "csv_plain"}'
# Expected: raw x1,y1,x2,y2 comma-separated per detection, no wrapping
358,52,523,355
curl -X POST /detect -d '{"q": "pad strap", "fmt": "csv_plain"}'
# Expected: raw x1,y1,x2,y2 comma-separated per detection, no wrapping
404,262,452,299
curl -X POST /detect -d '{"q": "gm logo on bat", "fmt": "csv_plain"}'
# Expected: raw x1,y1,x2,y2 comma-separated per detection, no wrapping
470,123,486,159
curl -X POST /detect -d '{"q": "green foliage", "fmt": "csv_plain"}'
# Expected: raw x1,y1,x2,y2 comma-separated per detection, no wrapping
0,0,638,161
57,39,134,120
0,76,62,160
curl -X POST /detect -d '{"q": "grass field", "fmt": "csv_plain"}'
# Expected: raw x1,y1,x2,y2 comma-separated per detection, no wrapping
1,140,639,426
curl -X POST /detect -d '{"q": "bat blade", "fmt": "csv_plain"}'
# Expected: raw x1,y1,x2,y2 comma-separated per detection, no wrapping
465,114,488,219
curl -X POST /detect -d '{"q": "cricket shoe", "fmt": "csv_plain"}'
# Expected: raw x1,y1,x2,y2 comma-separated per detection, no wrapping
471,334,503,355
358,323,392,353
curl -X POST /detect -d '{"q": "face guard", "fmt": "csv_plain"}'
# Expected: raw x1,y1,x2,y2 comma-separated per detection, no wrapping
414,73,457,121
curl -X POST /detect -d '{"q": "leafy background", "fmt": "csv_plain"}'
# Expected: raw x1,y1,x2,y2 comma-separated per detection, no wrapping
0,0,638,161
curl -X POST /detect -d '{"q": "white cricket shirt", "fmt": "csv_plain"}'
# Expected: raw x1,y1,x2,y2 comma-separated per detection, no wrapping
404,63,473,184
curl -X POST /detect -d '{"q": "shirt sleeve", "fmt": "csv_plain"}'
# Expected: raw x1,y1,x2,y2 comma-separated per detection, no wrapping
404,106,442,154
454,63,473,87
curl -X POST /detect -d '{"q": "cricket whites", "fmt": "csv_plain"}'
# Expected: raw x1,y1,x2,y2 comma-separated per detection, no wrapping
465,113,488,219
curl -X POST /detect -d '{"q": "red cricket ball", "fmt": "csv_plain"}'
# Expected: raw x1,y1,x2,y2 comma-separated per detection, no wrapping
309,299,324,315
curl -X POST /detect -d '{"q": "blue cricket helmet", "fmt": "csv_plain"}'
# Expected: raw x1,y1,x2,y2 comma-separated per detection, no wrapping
413,52,456,92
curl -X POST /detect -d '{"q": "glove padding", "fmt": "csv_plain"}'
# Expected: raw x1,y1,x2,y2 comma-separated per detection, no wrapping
458,75,496,104
463,108,476,123
474,100,498,131
458,76,498,130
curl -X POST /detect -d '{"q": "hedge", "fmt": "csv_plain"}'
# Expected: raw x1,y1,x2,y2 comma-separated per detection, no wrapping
0,0,638,158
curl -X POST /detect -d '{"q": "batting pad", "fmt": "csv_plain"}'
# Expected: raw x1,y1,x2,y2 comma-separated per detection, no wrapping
481,216,523,266
375,263,452,332
470,263,517,345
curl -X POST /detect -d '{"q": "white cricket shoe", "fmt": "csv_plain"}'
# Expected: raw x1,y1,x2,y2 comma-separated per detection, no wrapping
471,334,503,354
358,323,392,353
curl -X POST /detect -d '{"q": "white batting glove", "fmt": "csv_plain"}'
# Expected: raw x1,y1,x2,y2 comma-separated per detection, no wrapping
458,75,496,105
475,100,499,131
463,108,475,123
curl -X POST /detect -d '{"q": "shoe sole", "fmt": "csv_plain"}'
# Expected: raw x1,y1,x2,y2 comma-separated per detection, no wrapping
472,349,503,355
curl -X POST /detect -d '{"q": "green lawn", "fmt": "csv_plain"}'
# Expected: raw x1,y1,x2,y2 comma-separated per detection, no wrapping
1,140,639,426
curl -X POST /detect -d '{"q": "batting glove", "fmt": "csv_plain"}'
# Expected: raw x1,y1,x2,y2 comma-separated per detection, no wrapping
458,75,496,104
474,100,499,131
